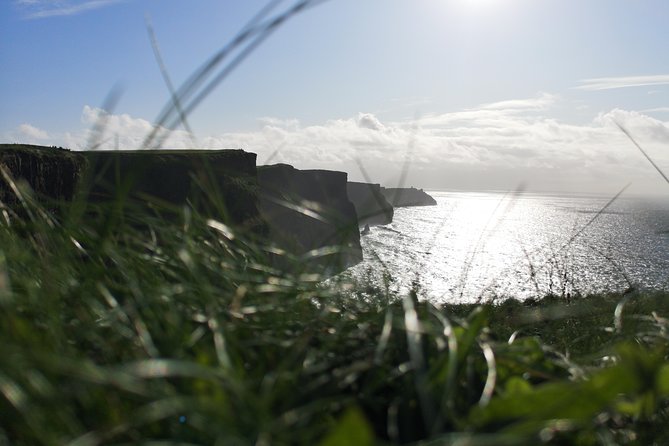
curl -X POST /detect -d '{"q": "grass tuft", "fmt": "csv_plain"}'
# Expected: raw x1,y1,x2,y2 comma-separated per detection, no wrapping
1,189,669,444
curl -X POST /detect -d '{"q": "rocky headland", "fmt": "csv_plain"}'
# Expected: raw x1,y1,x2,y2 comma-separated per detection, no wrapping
380,186,437,207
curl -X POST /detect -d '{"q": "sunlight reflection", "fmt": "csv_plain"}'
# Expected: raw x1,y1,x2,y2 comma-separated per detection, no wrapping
347,191,669,303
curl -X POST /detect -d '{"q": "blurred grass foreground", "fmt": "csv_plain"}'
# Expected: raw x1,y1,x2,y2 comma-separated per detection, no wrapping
1,143,669,445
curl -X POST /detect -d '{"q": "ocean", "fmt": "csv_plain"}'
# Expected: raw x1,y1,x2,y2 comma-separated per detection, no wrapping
344,191,669,304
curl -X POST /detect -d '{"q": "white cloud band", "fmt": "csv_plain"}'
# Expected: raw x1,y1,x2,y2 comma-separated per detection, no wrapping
6,95,669,194
575,75,669,91
15,0,126,19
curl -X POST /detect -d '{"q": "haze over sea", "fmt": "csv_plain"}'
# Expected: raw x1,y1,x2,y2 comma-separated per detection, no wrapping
346,191,669,304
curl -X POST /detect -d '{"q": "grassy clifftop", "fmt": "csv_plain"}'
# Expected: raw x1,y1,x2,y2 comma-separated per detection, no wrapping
1,179,669,444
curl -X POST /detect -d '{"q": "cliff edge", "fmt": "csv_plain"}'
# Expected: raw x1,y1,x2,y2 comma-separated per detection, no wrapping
81,149,264,231
0,145,265,232
380,187,437,207
0,144,85,210
0,145,365,274
346,181,393,226
258,164,362,272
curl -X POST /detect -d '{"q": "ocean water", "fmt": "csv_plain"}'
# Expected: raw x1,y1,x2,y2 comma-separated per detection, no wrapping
344,191,669,304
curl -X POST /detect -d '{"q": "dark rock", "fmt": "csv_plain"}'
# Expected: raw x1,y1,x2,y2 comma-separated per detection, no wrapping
0,145,265,233
258,164,362,272
346,181,393,226
0,145,363,273
0,144,85,210
380,187,437,207
81,149,264,231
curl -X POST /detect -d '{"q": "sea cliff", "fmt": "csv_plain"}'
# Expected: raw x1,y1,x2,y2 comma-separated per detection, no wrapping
0,144,84,210
80,149,263,231
346,181,393,226
380,186,437,207
258,164,362,272
1,145,363,273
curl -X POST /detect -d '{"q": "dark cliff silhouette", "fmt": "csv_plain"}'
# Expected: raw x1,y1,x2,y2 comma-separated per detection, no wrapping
0,144,84,211
380,187,437,207
80,149,264,231
0,145,362,273
258,164,362,272
346,181,394,226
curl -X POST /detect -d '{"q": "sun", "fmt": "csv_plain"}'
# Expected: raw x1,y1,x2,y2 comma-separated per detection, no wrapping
455,0,507,18
429,0,505,18
463,0,498,9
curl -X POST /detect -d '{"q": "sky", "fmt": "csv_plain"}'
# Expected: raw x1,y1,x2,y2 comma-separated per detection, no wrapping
1,0,669,195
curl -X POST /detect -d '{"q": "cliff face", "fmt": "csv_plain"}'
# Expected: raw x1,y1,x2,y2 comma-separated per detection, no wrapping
346,181,393,226
0,144,85,209
0,145,264,232
81,149,264,231
380,187,437,207
258,164,362,271
1,145,363,273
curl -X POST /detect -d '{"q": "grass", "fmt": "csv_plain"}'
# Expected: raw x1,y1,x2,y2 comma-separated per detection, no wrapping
3,2,669,443
2,177,669,445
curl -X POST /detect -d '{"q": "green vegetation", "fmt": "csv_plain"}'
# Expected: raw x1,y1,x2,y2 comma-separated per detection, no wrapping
1,174,669,445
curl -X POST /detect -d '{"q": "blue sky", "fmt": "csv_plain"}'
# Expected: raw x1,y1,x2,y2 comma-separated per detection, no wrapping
1,0,668,194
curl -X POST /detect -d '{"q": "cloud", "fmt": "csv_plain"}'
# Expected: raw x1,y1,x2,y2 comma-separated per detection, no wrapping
596,108,669,142
415,93,559,131
478,92,557,111
357,113,386,131
18,123,49,140
643,107,669,114
79,105,197,149
257,117,300,130
15,0,126,19
575,75,669,91
16,97,669,195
